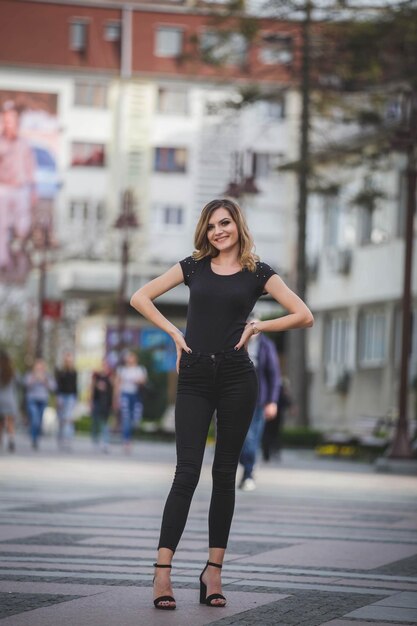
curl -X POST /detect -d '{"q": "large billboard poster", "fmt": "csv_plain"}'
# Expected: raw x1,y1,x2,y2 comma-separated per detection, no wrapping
0,90,60,283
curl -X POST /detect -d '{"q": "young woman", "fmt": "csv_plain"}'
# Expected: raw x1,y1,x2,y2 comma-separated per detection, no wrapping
23,359,56,450
114,351,147,454
130,198,313,610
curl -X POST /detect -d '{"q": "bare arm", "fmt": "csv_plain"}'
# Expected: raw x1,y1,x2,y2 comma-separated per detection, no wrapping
235,274,314,350
130,263,192,371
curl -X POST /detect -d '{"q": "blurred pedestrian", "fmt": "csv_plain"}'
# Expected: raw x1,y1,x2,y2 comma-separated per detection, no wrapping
114,350,147,454
0,349,19,452
23,359,55,450
262,375,293,461
238,324,281,491
90,358,113,453
130,197,313,610
55,352,78,450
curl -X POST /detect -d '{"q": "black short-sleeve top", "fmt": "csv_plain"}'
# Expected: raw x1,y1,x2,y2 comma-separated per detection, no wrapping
179,255,277,353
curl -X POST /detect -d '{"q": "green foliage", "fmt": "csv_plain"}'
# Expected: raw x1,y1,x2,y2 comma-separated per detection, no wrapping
350,187,387,210
282,426,323,447
328,2,417,90
238,15,259,43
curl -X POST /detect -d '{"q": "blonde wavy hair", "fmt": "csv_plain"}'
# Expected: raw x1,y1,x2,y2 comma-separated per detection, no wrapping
193,198,259,272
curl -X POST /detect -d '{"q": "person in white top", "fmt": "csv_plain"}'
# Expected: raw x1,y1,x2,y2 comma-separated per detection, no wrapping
115,351,147,453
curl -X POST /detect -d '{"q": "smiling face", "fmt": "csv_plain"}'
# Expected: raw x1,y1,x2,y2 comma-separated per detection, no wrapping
206,207,239,253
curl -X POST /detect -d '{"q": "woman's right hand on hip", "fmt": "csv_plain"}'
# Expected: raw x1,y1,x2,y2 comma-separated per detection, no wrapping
172,331,192,374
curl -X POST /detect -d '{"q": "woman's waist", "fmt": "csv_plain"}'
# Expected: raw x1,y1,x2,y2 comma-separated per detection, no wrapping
181,346,249,364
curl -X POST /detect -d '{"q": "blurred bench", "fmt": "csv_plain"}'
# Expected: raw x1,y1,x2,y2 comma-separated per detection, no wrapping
317,415,397,457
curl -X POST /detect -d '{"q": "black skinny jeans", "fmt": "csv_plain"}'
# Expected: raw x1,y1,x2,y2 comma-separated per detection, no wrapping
158,348,258,552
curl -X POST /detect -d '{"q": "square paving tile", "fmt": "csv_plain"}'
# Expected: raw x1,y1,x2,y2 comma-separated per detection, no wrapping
375,591,417,609
344,604,417,622
321,619,414,626
240,540,417,570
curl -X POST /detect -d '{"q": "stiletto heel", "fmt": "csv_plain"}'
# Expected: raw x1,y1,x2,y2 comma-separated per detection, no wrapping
199,560,226,607
153,562,176,610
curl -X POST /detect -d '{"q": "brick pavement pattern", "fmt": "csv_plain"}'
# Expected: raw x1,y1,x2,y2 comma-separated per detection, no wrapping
0,436,416,625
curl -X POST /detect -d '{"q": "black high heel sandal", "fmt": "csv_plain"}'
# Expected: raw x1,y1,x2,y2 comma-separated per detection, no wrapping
199,560,226,607
153,562,176,610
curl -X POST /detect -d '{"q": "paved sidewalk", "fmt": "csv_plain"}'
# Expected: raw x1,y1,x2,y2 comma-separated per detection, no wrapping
0,435,416,625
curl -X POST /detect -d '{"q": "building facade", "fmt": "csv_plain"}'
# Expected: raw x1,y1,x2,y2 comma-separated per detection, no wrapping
0,0,299,381
306,142,417,431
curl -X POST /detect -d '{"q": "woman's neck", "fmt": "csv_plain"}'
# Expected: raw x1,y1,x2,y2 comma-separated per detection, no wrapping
212,249,240,266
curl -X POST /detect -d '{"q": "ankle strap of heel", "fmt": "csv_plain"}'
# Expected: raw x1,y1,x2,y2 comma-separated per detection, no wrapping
153,562,172,568
207,560,222,569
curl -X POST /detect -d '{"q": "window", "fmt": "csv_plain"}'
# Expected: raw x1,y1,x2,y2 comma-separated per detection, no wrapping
69,199,88,221
71,142,105,167
154,147,187,173
325,314,351,367
358,310,386,367
68,200,106,258
200,31,247,66
157,87,188,115
74,82,108,108
155,27,183,57
324,193,341,248
96,201,105,221
69,20,88,52
259,33,293,65
324,313,352,387
69,200,106,224
253,153,284,178
152,203,184,230
261,97,286,120
104,20,121,42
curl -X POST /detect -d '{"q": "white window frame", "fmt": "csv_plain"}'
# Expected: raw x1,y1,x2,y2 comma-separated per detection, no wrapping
155,26,184,58
253,153,284,178
69,19,89,52
157,86,188,115
154,147,187,173
151,203,185,232
74,82,108,108
358,309,387,368
71,142,106,168
104,20,121,42
200,30,247,66
259,33,293,65
324,313,352,387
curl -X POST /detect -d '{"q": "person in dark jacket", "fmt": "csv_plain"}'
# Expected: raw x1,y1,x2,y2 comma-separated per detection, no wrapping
238,326,281,491
55,352,78,450
262,375,293,461
90,358,113,453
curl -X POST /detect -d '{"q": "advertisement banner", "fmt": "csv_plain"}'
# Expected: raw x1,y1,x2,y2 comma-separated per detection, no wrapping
0,90,60,283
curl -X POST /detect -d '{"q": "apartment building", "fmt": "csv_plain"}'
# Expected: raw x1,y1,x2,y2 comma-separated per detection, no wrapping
306,140,416,429
0,0,299,293
0,0,300,377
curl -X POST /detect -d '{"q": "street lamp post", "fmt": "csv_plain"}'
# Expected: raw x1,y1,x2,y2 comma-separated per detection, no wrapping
388,89,417,459
29,223,52,359
113,189,139,355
